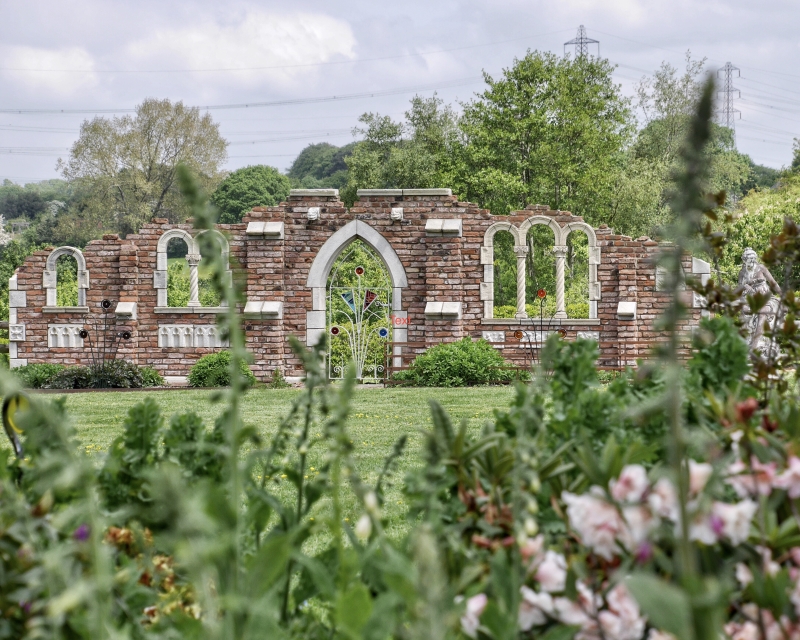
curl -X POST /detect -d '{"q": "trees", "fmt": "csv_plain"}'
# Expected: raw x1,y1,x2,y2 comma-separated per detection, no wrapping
344,94,461,204
210,165,291,224
288,142,355,190
458,51,632,223
58,99,227,235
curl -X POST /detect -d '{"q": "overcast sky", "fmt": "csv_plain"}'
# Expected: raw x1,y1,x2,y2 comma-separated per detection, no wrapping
1,0,798,185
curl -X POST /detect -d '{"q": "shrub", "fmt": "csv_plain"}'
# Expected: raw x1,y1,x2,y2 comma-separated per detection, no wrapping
140,366,165,387
187,351,257,388
266,368,291,389
394,337,526,386
42,360,150,389
13,362,66,388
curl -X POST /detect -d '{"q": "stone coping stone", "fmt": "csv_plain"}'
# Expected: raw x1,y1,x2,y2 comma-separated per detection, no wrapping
289,189,339,197
43,306,90,314
356,188,452,197
154,307,229,314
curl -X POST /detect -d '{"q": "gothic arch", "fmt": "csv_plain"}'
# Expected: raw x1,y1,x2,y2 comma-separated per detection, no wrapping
305,220,407,346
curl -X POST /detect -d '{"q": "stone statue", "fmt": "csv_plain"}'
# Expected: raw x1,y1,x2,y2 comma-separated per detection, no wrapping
738,247,781,354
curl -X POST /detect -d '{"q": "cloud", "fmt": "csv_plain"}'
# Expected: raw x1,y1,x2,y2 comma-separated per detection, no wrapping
0,45,98,95
126,9,357,88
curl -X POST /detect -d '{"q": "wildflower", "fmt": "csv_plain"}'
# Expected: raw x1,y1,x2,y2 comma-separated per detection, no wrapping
459,593,487,639
688,459,713,496
518,586,552,630
534,550,567,593
73,524,90,542
610,465,649,503
714,500,757,545
598,583,646,640
354,514,372,542
775,456,800,498
727,458,775,497
648,477,678,520
562,489,626,560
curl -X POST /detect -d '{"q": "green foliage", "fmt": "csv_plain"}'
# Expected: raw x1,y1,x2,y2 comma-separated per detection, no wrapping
167,260,189,306
344,95,461,205
288,142,355,190
266,368,291,389
140,366,165,387
0,240,40,323
42,360,152,389
687,316,750,391
458,52,632,223
12,362,66,388
395,337,525,386
56,253,78,306
187,350,256,387
210,165,291,224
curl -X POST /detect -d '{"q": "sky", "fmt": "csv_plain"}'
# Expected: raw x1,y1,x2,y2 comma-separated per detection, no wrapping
1,0,798,185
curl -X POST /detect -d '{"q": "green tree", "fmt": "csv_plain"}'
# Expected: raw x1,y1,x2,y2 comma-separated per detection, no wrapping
634,53,750,209
792,137,800,174
58,98,228,236
344,94,461,204
210,165,291,224
288,142,355,189
457,51,633,223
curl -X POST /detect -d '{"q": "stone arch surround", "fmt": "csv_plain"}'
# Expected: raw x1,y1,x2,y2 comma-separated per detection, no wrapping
8,190,709,376
305,220,408,347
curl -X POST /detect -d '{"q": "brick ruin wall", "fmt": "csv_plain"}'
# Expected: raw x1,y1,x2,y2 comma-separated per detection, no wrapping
8,189,707,381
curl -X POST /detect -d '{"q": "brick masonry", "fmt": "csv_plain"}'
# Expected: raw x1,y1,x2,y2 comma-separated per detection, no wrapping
10,190,704,379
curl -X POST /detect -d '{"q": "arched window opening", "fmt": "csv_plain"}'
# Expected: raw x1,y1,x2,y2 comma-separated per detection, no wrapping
326,239,392,381
565,230,590,318
525,225,557,318
166,237,190,307
492,230,517,318
56,254,79,307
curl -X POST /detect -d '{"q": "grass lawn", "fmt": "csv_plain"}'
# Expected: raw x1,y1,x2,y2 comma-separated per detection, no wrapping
47,385,519,542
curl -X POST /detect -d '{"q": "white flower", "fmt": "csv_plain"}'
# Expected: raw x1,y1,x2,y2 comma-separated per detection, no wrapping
460,593,487,639
518,586,552,631
553,582,599,627
735,562,754,587
647,631,678,640
364,491,378,512
776,456,800,498
598,583,646,640
354,514,372,542
714,500,757,545
688,460,713,496
562,489,626,560
622,505,657,549
535,551,567,593
727,458,776,498
648,477,678,521
611,465,649,503
688,511,720,546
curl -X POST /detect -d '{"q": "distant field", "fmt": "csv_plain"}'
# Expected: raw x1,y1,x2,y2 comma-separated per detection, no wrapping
43,386,519,541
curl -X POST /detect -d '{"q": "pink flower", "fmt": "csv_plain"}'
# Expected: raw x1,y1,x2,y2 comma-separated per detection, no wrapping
622,505,657,549
553,582,599,627
689,511,721,545
735,562,754,587
520,534,545,568
776,456,800,498
562,489,626,560
648,477,678,521
724,621,760,640
727,458,776,497
535,550,567,593
714,500,757,545
518,586,553,631
688,460,713,496
598,584,646,640
459,593,487,638
611,465,649,503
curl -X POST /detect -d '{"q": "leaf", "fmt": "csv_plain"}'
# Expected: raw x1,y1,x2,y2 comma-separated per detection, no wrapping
335,582,373,638
538,625,580,640
626,574,694,640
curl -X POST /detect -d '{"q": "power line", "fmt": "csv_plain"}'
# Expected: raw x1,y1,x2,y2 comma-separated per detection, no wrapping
0,76,483,115
564,25,599,57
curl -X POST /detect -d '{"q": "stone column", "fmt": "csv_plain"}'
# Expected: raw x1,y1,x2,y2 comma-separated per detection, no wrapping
186,254,201,307
513,245,529,319
553,246,568,319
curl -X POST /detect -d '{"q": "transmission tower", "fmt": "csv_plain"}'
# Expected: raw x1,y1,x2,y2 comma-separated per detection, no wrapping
716,62,741,143
564,25,599,57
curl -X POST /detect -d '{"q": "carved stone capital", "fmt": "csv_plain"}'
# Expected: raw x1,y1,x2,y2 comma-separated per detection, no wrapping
185,254,201,266
552,246,568,259
513,245,529,257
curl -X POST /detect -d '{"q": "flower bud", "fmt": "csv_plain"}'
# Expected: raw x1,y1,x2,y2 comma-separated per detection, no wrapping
355,514,372,542
364,491,378,512
524,517,538,536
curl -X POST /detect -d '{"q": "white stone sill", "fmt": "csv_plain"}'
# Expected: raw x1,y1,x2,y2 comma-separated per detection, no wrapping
481,318,600,326
154,307,229,314
43,306,90,314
